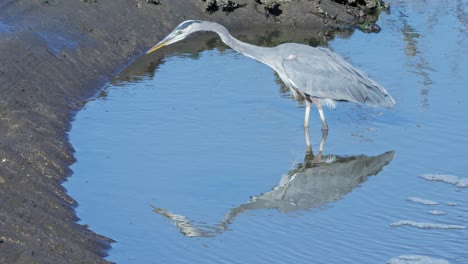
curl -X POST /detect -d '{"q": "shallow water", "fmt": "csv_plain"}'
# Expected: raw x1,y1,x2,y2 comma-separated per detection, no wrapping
66,1,468,263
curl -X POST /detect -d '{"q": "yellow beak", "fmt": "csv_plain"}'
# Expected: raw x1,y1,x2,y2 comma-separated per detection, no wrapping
146,39,170,54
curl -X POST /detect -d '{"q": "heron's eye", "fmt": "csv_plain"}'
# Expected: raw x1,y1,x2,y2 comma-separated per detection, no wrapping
177,30,183,35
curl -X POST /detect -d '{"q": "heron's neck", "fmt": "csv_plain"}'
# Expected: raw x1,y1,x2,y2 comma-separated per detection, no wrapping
206,23,271,66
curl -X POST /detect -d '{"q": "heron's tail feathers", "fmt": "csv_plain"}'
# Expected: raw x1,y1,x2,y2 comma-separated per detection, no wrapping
289,87,337,109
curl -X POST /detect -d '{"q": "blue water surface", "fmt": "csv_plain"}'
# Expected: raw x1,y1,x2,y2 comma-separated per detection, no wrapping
66,1,468,263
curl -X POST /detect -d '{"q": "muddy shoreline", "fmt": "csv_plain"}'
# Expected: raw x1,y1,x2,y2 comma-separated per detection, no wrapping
0,1,383,263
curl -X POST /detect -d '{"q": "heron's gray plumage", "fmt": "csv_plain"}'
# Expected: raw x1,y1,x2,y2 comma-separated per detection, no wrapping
277,44,395,108
147,20,395,129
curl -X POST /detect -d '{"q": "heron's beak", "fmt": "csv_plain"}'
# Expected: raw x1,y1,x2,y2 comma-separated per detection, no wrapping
146,39,171,54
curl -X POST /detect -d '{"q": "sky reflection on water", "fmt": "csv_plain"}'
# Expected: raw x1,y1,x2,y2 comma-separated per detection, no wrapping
66,1,468,263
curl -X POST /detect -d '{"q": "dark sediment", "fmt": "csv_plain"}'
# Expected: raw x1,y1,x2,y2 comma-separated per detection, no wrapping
0,0,385,263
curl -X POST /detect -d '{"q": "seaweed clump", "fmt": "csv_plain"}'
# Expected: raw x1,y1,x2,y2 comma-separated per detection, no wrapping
201,0,248,14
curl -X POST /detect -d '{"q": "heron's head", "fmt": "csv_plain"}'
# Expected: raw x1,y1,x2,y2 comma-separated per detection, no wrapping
146,20,203,54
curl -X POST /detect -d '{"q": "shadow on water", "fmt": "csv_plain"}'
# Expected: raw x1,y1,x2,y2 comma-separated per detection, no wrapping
152,129,394,238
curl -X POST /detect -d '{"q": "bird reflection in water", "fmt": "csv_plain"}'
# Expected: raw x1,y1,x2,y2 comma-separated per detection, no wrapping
152,129,394,237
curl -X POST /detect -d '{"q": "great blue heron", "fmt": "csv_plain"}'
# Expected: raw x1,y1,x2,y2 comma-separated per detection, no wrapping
147,20,395,130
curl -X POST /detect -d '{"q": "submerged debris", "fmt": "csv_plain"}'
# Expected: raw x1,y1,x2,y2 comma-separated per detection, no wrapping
358,22,381,33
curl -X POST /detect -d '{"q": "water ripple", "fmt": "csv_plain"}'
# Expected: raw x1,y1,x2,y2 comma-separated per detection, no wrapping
387,255,450,264
390,220,466,230
420,174,468,188
406,197,439,205
428,210,447,215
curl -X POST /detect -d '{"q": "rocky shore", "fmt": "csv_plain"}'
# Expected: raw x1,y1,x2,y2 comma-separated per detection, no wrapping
0,0,384,263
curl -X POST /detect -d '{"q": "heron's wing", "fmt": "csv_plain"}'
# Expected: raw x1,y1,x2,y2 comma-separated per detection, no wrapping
278,45,394,108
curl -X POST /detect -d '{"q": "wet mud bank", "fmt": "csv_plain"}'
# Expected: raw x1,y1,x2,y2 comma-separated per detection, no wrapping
0,0,385,263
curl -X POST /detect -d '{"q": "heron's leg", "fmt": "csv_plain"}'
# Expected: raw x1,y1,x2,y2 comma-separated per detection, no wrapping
319,129,328,153
312,130,328,163
311,97,328,131
303,128,327,164
304,96,312,128
304,126,312,154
